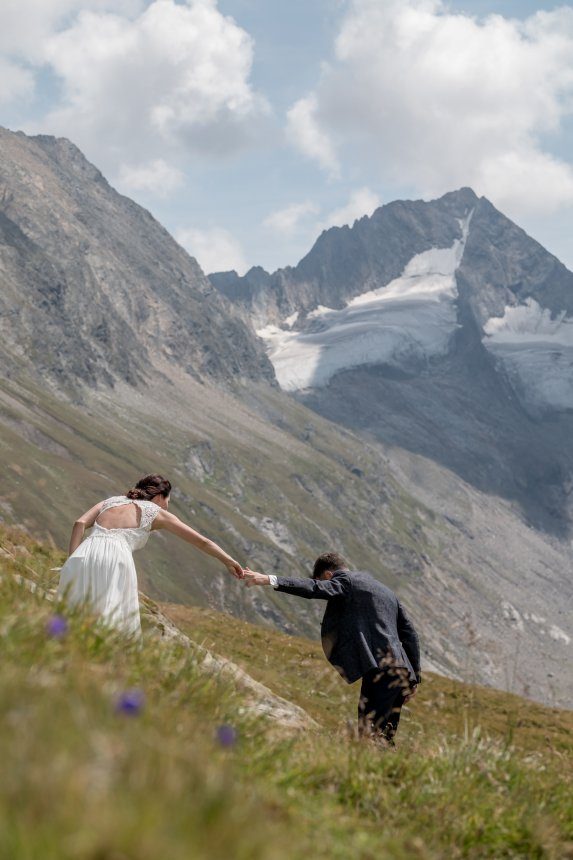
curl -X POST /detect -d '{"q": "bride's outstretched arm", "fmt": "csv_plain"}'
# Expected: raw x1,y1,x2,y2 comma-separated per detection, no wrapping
153,511,244,579
68,502,103,555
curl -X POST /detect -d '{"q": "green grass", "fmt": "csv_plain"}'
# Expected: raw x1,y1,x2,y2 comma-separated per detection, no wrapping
161,603,573,754
1,526,572,859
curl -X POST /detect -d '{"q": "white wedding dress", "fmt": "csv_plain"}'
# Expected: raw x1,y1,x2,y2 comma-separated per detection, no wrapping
57,496,160,636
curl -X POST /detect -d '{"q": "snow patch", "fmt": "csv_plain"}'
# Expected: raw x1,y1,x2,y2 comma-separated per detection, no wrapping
284,311,299,328
483,298,573,412
258,213,473,391
307,304,338,320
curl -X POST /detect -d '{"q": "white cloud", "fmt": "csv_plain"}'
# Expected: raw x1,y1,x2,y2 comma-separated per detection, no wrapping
0,57,35,105
0,1,142,105
286,94,340,177
288,0,573,217
478,149,573,215
263,200,319,237
175,226,248,275
0,1,143,61
3,0,267,175
116,159,184,197
321,187,380,229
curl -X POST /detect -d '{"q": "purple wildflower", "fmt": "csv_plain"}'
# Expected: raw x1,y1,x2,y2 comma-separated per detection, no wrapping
216,724,237,748
115,689,145,716
46,615,68,638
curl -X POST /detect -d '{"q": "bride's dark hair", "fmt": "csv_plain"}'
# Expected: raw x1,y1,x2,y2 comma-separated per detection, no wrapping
126,474,172,501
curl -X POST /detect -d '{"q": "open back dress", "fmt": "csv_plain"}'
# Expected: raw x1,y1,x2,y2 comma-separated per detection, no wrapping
57,496,161,636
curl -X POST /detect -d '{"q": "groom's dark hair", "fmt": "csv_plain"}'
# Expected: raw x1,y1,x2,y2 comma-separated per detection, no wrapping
312,552,348,579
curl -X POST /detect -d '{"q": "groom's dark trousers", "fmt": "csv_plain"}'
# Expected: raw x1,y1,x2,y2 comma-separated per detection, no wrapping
358,666,411,741
274,570,421,740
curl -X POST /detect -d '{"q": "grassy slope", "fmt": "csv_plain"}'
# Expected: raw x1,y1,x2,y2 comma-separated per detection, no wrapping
1,526,572,860
161,603,573,754
0,372,436,637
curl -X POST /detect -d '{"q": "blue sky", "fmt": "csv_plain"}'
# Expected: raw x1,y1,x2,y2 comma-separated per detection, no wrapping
1,0,573,273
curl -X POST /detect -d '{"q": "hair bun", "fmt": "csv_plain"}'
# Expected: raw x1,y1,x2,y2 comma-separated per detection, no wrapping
125,474,172,502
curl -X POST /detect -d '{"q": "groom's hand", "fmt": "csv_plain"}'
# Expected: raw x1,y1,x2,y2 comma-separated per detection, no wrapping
403,684,418,703
243,568,270,587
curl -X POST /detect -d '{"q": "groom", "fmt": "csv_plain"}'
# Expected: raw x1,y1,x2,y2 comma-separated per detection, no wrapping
243,552,421,743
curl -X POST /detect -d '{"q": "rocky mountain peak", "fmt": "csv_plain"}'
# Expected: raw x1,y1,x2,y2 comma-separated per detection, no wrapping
210,188,481,327
211,186,573,535
0,126,274,393
27,132,107,184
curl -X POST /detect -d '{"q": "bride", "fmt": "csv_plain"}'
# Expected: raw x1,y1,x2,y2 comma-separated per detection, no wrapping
57,473,244,636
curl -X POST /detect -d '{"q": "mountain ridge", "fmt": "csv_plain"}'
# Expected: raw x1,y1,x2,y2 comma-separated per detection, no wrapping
211,186,573,325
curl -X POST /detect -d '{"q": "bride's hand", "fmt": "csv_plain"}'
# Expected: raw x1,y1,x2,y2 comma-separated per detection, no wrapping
225,559,244,579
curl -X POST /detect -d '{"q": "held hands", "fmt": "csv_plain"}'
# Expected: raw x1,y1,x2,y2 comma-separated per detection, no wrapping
242,568,270,587
222,562,270,584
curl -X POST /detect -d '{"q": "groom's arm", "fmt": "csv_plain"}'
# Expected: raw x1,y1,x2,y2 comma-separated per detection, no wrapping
245,570,352,600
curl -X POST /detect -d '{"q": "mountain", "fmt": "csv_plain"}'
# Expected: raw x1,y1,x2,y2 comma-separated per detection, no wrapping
211,188,480,326
0,127,273,392
0,127,571,708
211,189,573,535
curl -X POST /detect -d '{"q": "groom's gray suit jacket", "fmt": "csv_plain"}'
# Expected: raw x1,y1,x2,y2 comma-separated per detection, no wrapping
275,570,421,685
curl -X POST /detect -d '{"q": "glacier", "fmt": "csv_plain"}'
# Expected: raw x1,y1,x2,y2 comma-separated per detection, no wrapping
483,298,573,413
258,215,472,392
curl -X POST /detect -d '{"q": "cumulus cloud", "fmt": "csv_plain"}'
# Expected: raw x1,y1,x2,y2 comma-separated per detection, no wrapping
263,200,319,237
0,0,267,178
116,159,184,197
0,1,142,61
478,149,573,214
40,0,267,161
287,0,573,216
175,226,248,275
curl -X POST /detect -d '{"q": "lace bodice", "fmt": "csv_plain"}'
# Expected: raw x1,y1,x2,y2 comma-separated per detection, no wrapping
90,496,161,552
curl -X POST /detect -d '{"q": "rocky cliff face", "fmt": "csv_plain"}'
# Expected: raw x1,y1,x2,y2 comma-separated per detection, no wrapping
0,127,274,392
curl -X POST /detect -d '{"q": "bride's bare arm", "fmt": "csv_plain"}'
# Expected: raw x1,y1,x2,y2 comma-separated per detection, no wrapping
153,510,244,579
68,501,103,555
